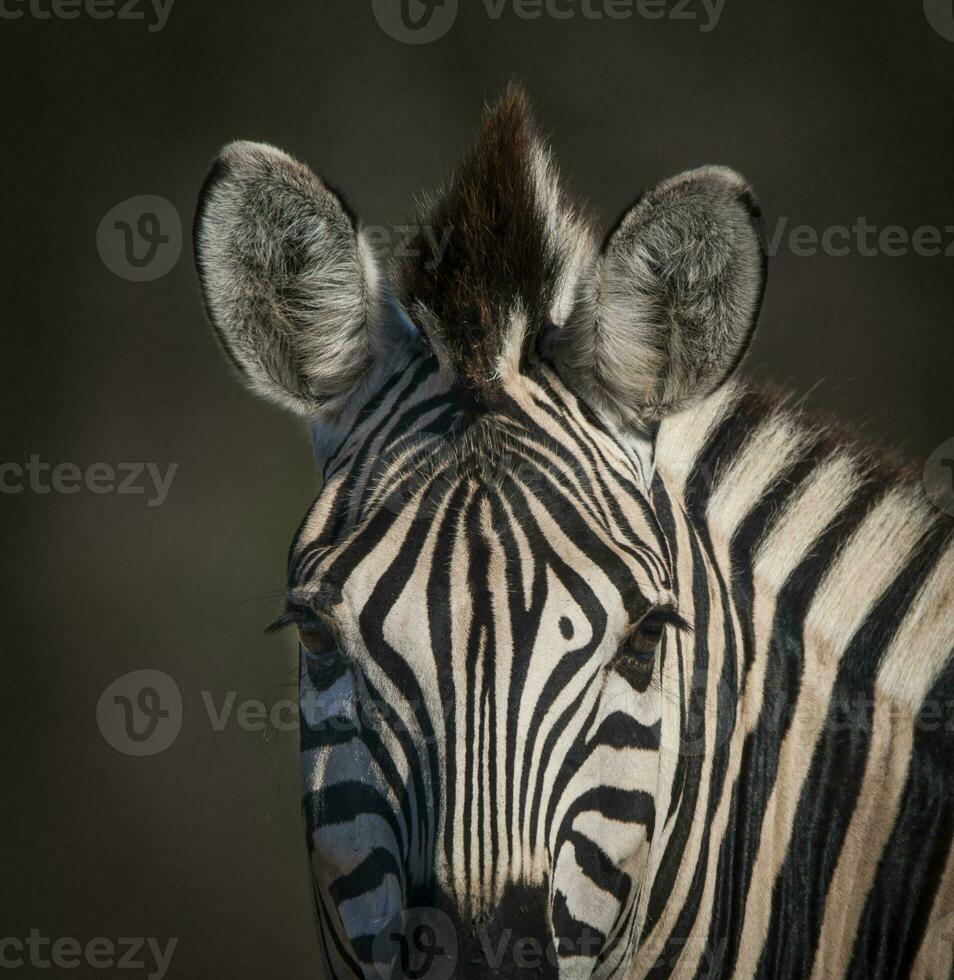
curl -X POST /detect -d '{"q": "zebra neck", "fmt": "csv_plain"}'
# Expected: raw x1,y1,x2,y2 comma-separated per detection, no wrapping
657,381,951,707
636,381,954,973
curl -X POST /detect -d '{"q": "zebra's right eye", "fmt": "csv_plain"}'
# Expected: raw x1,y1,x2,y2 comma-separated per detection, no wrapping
625,615,666,659
297,620,339,657
614,608,685,691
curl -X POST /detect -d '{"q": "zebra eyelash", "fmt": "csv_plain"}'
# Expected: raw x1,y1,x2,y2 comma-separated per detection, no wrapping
265,602,328,635
630,606,693,636
266,583,346,635
265,611,299,635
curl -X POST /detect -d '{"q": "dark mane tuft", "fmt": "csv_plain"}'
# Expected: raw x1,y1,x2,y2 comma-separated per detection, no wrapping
395,83,593,401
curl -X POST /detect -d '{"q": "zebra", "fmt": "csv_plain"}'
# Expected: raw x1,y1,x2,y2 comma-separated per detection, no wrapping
194,84,954,979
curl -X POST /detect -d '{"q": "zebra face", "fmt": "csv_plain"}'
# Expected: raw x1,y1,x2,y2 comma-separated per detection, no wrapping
289,364,686,976
194,86,766,978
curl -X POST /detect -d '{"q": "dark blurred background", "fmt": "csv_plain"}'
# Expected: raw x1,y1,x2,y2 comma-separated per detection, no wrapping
1,1,951,976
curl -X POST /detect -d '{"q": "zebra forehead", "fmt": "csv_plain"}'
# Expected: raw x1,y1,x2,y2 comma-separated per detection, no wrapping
293,454,666,604
289,362,671,603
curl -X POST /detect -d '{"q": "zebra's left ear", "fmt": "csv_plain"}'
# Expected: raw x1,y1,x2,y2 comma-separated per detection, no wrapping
554,166,768,427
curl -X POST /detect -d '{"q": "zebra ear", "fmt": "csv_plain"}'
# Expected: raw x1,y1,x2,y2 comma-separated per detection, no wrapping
555,166,768,426
194,141,406,421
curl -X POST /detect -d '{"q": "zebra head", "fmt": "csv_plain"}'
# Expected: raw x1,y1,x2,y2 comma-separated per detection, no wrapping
194,85,766,978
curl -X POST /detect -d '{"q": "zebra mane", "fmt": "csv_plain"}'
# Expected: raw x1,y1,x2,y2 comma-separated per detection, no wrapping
657,380,954,712
394,83,594,402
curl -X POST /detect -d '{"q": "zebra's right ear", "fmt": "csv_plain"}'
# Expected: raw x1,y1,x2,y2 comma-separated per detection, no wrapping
554,166,768,428
194,141,408,421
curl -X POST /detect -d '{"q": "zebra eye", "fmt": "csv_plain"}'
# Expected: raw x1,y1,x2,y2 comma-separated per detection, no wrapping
624,616,666,661
621,607,689,663
297,620,338,657
614,624,660,691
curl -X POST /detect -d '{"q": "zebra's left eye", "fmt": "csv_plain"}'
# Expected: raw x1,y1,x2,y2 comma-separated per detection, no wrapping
297,620,339,657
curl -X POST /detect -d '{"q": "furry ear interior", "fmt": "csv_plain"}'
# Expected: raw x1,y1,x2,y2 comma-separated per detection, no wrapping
194,141,404,420
555,166,768,426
